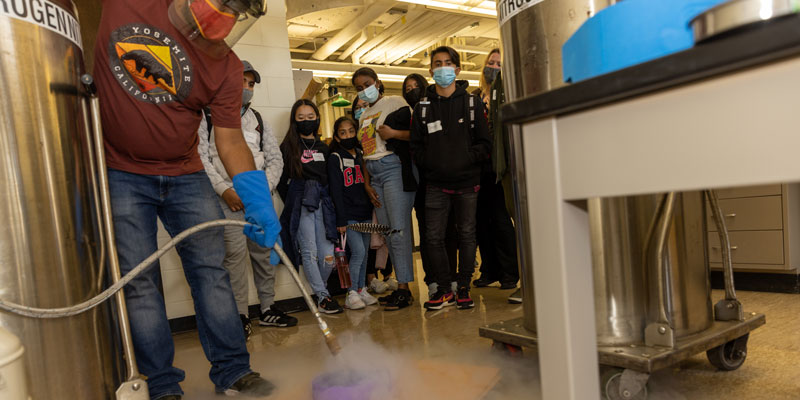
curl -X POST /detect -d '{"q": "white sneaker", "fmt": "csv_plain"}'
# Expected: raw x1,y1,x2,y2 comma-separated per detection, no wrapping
345,290,366,310
358,289,378,306
384,277,399,291
369,278,389,294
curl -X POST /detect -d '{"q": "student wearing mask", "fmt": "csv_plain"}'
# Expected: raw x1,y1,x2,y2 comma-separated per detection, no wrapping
327,116,378,309
403,73,459,299
198,61,297,341
410,46,492,311
352,67,417,311
277,100,342,314
471,49,520,291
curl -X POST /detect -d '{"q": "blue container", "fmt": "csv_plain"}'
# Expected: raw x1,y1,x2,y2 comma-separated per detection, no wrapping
562,0,727,83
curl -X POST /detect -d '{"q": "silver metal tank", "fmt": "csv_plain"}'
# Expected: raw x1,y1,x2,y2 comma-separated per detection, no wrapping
590,193,712,346
0,1,125,398
499,0,615,332
500,0,713,341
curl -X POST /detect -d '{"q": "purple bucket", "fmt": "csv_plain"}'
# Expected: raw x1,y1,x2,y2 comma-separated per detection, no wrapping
311,369,392,400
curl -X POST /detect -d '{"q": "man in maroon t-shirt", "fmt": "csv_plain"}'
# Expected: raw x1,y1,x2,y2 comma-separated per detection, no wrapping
94,1,278,398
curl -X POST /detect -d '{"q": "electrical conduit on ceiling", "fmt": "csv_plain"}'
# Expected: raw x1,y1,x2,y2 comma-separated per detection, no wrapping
311,0,398,60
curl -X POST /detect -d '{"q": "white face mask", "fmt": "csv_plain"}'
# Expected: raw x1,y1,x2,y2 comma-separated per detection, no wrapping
358,83,380,104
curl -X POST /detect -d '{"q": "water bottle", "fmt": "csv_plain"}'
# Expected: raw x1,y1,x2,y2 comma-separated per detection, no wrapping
335,233,352,289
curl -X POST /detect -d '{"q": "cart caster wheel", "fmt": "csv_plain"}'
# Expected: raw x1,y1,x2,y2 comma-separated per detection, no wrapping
491,341,523,357
707,333,749,371
601,367,648,400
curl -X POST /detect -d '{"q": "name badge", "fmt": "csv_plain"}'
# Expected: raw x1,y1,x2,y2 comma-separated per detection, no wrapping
343,158,355,168
427,120,443,134
313,152,325,162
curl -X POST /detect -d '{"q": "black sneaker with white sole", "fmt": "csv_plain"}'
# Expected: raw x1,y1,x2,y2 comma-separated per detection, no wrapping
259,307,298,327
508,288,522,304
218,372,275,397
239,314,252,341
318,296,344,314
456,287,474,309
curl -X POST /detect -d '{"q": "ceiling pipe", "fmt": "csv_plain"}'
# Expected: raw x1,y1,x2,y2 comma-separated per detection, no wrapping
388,16,472,64
450,44,492,54
396,18,478,65
291,58,482,81
338,30,368,61
360,13,443,64
311,0,398,61
358,12,436,64
351,6,427,62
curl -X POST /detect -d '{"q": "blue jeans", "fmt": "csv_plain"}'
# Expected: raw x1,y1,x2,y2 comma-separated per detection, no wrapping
366,154,417,283
347,219,372,291
108,169,251,399
297,205,335,300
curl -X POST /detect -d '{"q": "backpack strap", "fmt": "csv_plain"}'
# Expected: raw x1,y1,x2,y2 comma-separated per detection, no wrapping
252,108,264,148
468,94,476,128
419,96,431,126
202,107,213,140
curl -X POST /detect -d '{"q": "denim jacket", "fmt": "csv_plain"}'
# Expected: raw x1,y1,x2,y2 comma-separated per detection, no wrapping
279,179,337,266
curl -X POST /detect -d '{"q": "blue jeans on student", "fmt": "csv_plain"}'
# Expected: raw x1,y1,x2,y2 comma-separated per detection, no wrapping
365,154,417,284
347,219,372,291
107,169,251,399
297,204,335,300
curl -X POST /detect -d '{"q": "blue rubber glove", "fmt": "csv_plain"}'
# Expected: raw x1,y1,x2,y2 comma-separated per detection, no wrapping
232,170,281,248
270,236,282,265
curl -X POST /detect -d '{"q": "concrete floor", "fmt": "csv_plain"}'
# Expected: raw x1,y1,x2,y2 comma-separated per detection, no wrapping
173,256,800,399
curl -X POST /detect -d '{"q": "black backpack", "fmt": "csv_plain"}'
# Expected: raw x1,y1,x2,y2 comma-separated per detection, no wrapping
203,106,264,147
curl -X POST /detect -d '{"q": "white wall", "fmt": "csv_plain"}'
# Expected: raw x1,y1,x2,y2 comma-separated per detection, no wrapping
163,0,310,320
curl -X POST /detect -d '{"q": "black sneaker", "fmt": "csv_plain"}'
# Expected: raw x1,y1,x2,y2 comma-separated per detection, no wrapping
508,288,522,304
384,289,413,311
423,289,455,310
218,372,275,396
318,297,343,314
259,307,298,327
377,291,395,305
473,276,498,287
499,280,518,290
155,396,181,400
240,314,252,341
456,287,474,309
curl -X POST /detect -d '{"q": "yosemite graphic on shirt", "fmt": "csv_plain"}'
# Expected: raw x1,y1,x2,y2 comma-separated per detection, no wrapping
107,23,193,104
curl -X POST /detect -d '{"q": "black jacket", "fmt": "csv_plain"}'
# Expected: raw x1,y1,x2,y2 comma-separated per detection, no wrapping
383,107,418,192
327,148,373,227
409,80,492,190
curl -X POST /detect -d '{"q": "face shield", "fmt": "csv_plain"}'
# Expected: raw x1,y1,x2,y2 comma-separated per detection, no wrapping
169,0,267,58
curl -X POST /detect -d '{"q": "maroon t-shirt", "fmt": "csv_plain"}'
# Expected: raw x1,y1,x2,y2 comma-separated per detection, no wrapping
94,0,242,176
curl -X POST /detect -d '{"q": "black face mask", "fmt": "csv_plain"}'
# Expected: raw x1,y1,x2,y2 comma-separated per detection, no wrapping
483,66,500,84
339,137,358,150
403,87,424,107
296,119,319,136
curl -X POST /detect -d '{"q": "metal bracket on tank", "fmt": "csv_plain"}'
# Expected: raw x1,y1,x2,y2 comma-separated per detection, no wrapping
644,322,674,348
116,377,149,400
714,299,744,322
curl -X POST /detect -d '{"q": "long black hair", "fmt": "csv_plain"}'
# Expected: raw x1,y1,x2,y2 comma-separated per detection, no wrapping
329,116,358,154
280,99,321,179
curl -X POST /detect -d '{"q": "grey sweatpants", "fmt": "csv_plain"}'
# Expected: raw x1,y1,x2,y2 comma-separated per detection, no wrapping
220,198,276,315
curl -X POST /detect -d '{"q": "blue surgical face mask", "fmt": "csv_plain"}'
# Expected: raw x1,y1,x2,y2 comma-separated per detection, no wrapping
432,66,457,88
358,83,380,104
354,108,363,120
242,88,253,106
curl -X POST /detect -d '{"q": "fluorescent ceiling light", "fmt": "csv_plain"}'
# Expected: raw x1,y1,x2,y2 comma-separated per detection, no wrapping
396,0,497,17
